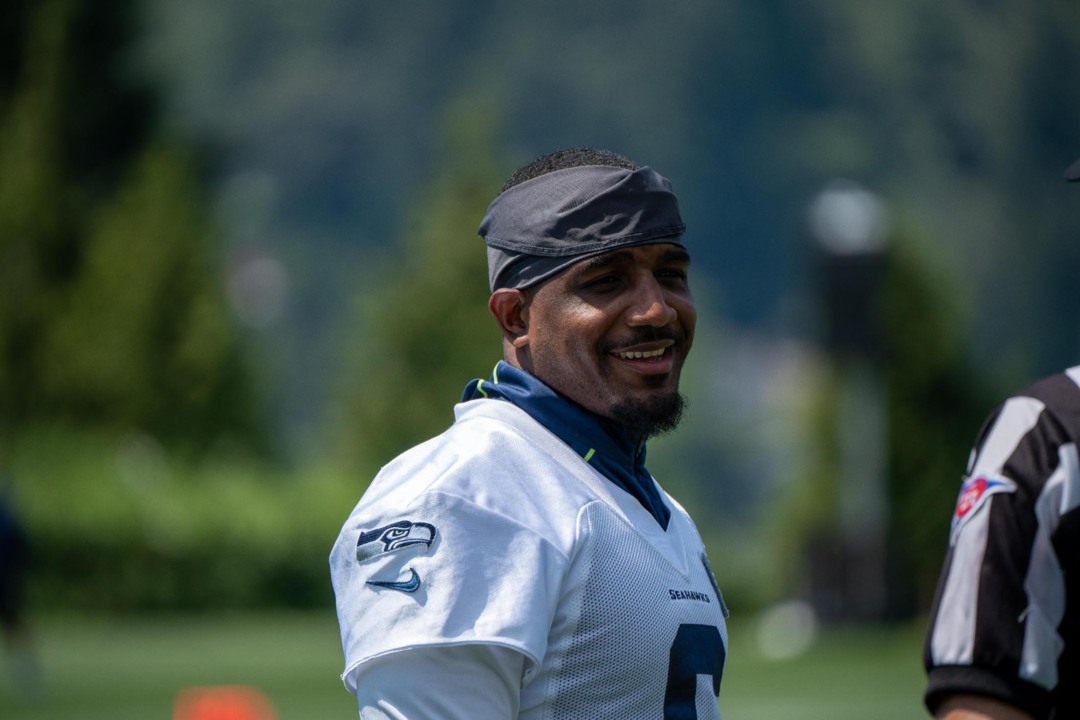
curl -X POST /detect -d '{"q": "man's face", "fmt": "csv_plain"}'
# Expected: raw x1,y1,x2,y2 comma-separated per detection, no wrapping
516,242,696,436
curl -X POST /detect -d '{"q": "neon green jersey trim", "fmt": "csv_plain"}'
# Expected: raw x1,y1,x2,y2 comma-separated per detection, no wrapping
583,448,596,463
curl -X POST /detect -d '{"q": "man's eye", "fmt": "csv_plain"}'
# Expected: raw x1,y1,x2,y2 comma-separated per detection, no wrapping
585,274,620,288
658,269,689,283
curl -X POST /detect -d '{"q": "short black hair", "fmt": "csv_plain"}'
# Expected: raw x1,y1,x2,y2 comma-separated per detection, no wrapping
500,147,640,193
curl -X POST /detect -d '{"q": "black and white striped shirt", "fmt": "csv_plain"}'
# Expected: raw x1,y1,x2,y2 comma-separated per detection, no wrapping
924,367,1080,720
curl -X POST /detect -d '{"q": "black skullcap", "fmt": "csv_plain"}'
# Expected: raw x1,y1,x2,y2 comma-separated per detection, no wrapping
479,165,685,291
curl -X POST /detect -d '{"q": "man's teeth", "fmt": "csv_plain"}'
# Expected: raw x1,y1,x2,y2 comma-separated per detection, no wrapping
617,348,666,360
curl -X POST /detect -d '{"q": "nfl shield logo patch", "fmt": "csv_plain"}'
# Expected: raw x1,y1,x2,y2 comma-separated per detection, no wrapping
950,473,1016,544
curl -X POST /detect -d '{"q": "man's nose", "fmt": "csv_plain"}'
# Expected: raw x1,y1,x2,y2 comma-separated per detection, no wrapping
627,279,677,327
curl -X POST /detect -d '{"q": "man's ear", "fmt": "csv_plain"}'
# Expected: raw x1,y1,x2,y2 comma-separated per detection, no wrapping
489,289,530,348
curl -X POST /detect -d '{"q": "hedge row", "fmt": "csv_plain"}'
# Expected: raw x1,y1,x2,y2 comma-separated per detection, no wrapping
6,425,367,612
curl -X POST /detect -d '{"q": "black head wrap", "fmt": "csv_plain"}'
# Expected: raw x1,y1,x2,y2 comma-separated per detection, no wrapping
478,165,685,291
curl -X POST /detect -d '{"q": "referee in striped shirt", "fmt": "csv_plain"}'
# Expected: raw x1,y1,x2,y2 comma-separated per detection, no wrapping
923,160,1080,720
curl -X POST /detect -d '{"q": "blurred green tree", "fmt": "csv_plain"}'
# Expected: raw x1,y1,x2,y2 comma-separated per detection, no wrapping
880,226,999,615
0,0,263,455
331,99,505,474
774,222,998,620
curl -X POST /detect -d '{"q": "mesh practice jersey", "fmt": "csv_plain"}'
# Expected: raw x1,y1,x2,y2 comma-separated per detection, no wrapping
924,366,1080,720
330,398,728,719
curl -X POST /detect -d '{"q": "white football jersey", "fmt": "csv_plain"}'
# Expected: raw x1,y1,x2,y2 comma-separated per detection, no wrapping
330,398,728,719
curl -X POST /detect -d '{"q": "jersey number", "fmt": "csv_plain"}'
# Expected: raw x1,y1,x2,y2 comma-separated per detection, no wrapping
664,624,725,720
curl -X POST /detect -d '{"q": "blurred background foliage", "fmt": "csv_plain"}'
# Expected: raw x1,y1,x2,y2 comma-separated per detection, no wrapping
1,0,1079,621
0,0,263,456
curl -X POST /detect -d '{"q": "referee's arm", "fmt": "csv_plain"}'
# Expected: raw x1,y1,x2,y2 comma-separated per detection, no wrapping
924,388,1067,720
934,694,1033,720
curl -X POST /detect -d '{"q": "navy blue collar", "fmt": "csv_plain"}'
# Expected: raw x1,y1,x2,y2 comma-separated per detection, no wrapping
462,361,671,530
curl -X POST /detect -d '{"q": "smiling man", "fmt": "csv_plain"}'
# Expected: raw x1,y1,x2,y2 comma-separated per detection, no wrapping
330,147,728,719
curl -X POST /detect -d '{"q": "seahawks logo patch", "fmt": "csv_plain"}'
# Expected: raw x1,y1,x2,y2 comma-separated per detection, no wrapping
356,520,437,563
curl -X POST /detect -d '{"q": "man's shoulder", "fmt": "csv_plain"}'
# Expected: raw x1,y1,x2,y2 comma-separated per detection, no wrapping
445,398,596,470
1020,365,1080,401
1014,366,1080,436
379,399,540,464
362,398,600,518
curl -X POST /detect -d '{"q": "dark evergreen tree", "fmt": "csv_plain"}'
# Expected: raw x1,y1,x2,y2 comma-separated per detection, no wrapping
0,0,264,455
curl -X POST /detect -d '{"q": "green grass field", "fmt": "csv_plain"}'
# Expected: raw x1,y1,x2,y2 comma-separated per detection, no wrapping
0,612,928,719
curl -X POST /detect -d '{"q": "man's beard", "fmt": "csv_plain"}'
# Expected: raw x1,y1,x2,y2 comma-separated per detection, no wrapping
608,392,686,439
